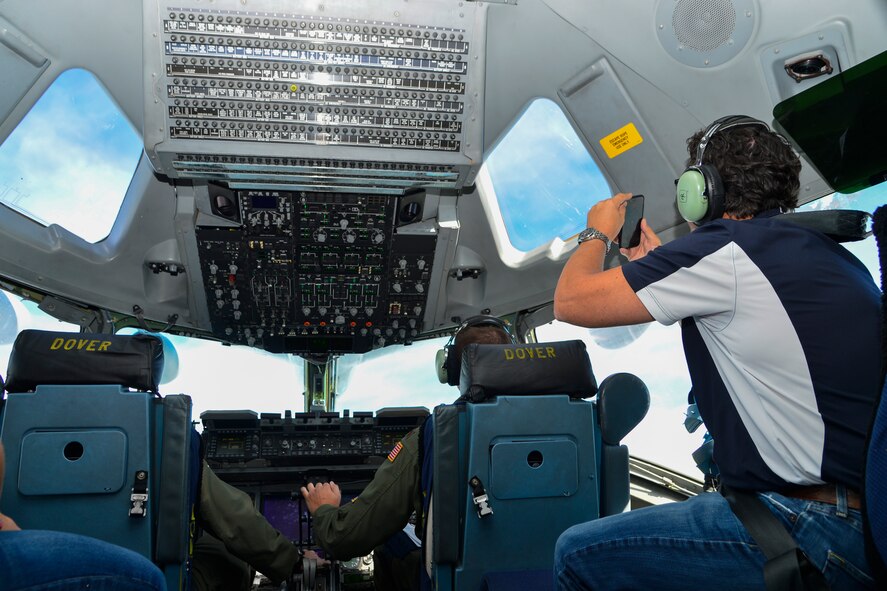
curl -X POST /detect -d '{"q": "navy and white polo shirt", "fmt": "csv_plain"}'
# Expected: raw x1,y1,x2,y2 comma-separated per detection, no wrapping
622,215,881,491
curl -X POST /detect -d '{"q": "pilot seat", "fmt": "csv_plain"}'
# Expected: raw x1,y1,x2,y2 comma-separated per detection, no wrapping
0,329,198,591
429,339,649,590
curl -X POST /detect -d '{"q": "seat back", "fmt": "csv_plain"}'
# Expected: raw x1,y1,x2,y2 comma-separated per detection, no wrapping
864,204,887,582
596,373,650,515
0,330,197,591
431,340,647,590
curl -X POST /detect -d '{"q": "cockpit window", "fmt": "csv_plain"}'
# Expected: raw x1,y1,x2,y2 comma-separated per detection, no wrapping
483,98,611,252
535,184,885,478
335,337,453,412
0,68,142,243
114,327,305,423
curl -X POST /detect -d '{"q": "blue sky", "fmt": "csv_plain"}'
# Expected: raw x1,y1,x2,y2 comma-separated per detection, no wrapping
0,70,884,477
486,99,612,251
0,69,141,243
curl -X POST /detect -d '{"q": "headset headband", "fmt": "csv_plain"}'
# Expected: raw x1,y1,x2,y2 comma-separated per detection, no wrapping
436,315,516,385
692,115,771,167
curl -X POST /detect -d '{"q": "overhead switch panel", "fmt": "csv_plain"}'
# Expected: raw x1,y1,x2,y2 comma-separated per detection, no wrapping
143,0,487,193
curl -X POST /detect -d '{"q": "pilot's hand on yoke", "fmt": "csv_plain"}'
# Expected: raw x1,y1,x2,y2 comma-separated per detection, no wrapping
301,481,342,515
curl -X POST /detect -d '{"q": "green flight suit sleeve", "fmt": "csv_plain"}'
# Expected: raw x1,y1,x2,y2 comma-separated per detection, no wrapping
198,462,302,584
311,427,421,560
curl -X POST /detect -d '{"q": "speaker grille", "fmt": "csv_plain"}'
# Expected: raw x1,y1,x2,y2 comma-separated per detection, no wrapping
672,0,736,52
656,0,755,68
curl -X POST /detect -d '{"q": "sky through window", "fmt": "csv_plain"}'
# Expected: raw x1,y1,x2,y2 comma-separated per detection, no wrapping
0,68,142,243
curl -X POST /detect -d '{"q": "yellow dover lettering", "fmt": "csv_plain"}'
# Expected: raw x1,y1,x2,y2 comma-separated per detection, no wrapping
50,338,112,352
503,347,556,360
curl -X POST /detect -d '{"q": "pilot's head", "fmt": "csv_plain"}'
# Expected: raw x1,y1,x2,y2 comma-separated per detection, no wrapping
685,119,801,219
437,316,513,386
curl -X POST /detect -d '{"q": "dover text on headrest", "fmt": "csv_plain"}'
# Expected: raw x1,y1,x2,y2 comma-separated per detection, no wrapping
4,330,165,393
458,340,597,402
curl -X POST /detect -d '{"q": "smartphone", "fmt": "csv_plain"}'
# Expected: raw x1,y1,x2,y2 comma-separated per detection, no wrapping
618,195,645,249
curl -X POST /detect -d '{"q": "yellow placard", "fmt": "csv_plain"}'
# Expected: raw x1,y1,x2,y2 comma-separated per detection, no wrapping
599,122,644,159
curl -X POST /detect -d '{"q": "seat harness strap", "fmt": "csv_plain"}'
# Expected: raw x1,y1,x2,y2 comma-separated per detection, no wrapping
720,485,829,591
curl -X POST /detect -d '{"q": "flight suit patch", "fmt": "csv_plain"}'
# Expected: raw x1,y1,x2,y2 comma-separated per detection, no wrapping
387,441,403,462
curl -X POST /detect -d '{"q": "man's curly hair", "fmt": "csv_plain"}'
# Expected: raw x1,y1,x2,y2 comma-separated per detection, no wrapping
686,123,802,219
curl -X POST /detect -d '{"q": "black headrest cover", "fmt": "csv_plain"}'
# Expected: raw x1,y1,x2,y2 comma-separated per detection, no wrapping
458,340,597,402
596,373,650,445
776,209,872,243
4,330,165,393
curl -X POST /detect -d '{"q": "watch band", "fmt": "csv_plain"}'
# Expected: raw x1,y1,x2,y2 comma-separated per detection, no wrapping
577,227,612,252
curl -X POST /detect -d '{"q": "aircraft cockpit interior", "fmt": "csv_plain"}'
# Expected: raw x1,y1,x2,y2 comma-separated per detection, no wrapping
0,0,885,589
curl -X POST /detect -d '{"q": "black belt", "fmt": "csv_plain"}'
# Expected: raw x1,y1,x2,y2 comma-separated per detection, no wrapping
781,484,861,510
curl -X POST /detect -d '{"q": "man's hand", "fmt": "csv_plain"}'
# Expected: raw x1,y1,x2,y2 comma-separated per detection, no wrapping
619,219,661,261
300,481,342,515
0,512,21,531
554,193,654,328
586,193,633,240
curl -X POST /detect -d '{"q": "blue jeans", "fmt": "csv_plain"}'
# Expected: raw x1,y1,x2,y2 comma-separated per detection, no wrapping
0,529,166,590
555,491,874,590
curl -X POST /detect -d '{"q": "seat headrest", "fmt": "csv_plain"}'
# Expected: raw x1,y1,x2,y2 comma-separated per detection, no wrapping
596,373,650,445
458,340,597,402
4,330,165,393
776,210,872,243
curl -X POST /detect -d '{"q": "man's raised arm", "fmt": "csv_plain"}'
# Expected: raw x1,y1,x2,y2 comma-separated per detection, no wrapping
553,193,657,328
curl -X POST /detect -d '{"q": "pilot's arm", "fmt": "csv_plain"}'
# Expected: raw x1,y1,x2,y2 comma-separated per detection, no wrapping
554,194,657,328
198,462,302,583
302,427,421,560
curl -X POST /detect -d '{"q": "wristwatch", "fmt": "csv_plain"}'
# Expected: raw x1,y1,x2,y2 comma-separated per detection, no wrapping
577,227,612,252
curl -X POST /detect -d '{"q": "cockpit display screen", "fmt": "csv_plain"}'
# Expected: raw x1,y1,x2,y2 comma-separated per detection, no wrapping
262,495,305,543
218,437,245,452
262,492,356,548
250,194,278,209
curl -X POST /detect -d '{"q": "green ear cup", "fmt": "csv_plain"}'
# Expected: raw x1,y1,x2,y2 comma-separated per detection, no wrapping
676,169,709,223
435,348,449,383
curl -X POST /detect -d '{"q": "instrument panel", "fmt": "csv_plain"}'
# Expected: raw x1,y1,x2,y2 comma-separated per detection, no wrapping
202,407,428,468
196,188,435,353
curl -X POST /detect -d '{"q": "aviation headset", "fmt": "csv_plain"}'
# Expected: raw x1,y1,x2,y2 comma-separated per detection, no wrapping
435,315,516,386
675,115,773,225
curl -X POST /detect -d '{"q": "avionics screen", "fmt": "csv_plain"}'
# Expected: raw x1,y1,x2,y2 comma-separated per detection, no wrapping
218,437,245,452
251,194,278,209
262,492,356,548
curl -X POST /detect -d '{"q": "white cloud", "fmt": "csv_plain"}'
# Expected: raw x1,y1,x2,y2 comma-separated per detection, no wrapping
162,341,303,428
0,69,141,243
